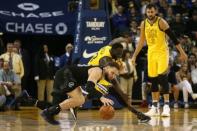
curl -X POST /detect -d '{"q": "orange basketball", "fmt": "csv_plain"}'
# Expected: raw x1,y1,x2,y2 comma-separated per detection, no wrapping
99,105,115,120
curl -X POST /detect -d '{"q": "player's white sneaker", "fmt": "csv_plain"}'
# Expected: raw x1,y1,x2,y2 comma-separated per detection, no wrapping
161,105,170,117
149,117,160,126
161,117,170,127
144,105,160,117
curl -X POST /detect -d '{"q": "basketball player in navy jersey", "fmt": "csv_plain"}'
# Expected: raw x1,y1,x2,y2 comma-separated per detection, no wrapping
41,62,120,125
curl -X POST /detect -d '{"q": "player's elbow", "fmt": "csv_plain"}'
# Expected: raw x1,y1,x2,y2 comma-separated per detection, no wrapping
137,40,145,48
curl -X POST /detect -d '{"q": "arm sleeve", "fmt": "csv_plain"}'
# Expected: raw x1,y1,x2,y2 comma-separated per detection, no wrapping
165,28,179,45
86,81,103,99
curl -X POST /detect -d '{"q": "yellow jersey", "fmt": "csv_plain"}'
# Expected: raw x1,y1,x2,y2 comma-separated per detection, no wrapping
144,17,168,53
88,45,112,66
88,45,113,88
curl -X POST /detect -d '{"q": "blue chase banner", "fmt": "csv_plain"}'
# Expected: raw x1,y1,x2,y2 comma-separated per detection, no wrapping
72,0,112,64
0,0,76,35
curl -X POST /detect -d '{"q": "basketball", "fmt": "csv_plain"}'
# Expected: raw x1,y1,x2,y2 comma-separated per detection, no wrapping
99,105,115,120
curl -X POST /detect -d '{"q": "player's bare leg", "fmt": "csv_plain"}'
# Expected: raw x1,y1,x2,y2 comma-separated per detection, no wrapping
41,87,85,125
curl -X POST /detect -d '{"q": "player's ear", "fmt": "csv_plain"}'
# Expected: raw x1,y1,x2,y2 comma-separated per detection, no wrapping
103,66,109,71
145,13,147,18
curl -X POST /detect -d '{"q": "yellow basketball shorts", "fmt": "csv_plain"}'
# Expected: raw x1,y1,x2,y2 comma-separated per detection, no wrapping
148,52,169,77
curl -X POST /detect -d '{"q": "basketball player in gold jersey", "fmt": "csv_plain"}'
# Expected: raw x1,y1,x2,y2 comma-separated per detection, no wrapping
88,33,131,67
88,42,123,66
88,42,124,87
131,3,187,117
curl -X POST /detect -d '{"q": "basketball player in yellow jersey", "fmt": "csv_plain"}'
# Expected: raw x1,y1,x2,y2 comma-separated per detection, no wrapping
131,3,187,117
88,43,123,66
88,45,112,66
88,42,124,66
88,42,123,87
88,33,131,66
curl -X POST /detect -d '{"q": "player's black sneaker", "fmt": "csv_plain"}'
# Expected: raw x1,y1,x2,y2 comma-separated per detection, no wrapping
41,109,60,125
137,112,151,123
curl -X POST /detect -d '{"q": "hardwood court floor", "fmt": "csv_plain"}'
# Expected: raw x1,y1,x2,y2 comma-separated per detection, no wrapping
0,107,196,131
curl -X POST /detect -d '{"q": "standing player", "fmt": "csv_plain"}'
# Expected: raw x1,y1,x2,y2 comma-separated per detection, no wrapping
41,62,119,125
131,3,187,116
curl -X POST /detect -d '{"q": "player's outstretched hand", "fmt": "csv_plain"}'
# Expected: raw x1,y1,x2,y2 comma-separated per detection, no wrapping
100,96,114,106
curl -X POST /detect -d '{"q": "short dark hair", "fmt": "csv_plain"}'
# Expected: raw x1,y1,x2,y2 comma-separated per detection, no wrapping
146,3,157,10
106,61,120,70
111,42,123,50
99,56,113,67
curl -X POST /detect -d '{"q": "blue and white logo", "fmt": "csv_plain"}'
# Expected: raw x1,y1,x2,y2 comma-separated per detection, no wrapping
84,36,107,44
68,82,75,88
17,3,39,11
55,23,68,35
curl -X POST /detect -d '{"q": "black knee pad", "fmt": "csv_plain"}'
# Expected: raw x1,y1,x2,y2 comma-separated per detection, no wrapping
59,68,78,93
52,92,68,105
158,74,169,94
149,77,159,92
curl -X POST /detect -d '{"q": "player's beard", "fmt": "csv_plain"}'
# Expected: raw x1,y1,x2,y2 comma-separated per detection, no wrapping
147,15,156,21
104,73,111,82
